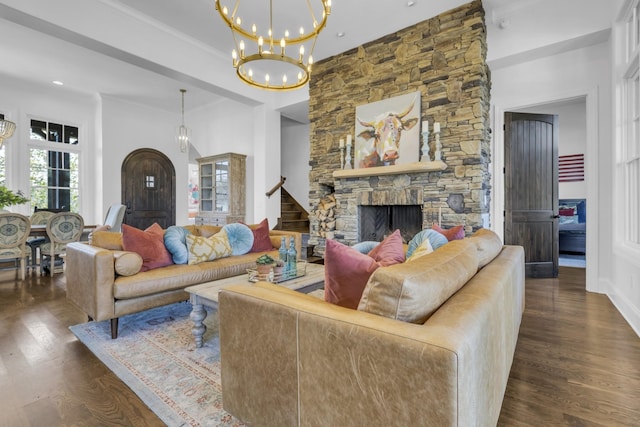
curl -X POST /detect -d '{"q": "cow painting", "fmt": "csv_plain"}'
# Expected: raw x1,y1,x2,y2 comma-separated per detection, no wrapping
356,95,419,168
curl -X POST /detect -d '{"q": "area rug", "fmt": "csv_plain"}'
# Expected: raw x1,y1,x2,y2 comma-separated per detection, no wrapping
69,301,246,427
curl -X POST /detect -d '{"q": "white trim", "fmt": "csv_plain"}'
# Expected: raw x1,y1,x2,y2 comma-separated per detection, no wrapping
606,280,640,337
491,87,599,292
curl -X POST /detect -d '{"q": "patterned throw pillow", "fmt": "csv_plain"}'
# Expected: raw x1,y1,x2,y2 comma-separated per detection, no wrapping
186,229,233,265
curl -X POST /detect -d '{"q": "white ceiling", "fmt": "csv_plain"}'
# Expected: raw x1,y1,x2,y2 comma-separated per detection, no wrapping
0,0,618,121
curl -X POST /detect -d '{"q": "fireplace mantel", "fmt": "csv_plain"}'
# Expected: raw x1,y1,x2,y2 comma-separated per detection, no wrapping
332,161,447,179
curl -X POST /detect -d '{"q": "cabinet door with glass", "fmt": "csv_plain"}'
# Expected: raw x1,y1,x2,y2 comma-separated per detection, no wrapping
196,153,246,225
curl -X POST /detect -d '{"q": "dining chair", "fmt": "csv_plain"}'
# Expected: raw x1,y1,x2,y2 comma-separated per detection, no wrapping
103,203,126,232
40,212,84,277
0,212,31,280
26,210,55,272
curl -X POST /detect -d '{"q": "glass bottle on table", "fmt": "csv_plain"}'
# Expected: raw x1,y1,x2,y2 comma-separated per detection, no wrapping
287,238,297,277
279,237,289,275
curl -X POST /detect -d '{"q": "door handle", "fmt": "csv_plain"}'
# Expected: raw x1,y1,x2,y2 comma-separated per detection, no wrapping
552,215,560,219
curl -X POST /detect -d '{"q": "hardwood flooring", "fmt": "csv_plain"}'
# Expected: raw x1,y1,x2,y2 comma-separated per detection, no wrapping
0,267,638,426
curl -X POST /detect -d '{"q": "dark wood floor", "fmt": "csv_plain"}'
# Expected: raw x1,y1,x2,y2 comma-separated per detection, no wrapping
0,267,638,426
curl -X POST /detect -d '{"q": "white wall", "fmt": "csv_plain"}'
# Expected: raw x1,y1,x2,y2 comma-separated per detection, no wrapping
490,41,612,296
0,75,100,222
281,120,310,210
517,101,588,200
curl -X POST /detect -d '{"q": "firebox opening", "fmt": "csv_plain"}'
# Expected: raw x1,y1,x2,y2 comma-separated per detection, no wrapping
358,205,422,244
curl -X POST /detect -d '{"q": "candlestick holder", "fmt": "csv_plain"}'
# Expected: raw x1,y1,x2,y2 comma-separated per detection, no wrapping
434,129,442,161
421,131,430,162
345,143,352,169
340,145,345,169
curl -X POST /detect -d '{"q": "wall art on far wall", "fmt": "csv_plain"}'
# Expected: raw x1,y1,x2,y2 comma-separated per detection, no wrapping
559,153,585,182
355,91,420,169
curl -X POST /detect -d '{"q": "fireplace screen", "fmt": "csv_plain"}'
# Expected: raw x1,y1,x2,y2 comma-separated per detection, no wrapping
358,205,422,243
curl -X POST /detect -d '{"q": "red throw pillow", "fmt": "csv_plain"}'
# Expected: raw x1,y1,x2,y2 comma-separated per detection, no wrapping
367,229,405,265
432,223,465,241
241,218,274,252
559,208,575,216
324,239,381,310
121,223,173,272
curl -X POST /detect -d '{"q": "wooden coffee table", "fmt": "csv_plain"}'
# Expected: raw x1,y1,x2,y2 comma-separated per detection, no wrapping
186,263,325,347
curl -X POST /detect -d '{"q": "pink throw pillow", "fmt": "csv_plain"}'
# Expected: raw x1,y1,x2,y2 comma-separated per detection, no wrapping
367,229,405,265
242,218,274,252
324,239,380,310
432,223,465,241
121,223,174,272
324,230,406,310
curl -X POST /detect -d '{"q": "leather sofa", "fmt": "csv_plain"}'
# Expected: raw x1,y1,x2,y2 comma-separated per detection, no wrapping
218,230,525,426
65,225,302,338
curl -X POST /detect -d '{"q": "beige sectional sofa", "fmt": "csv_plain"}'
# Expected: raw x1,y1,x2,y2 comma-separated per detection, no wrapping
218,230,525,427
65,225,301,338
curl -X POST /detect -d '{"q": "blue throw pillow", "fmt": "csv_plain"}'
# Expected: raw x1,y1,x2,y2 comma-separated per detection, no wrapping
222,223,254,256
163,226,191,264
406,229,449,258
352,241,380,254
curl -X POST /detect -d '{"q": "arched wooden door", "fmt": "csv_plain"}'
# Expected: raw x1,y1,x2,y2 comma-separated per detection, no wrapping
121,148,175,229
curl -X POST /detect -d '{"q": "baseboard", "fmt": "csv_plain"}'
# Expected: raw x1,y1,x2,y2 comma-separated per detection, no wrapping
606,283,640,338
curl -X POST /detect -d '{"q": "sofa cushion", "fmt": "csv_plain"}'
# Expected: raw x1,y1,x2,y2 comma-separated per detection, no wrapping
186,229,233,265
90,230,124,251
467,228,503,268
164,226,191,265
406,229,448,258
113,250,143,276
358,239,479,324
432,223,465,241
324,230,405,310
223,223,254,256
243,218,274,252
121,223,174,272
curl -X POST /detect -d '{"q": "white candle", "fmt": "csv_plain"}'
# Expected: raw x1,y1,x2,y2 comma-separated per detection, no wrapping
434,122,440,133
346,134,352,146
422,120,428,132
339,139,344,148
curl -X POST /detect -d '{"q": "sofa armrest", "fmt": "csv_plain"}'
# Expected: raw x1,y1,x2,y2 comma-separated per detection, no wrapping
219,283,460,427
66,242,117,321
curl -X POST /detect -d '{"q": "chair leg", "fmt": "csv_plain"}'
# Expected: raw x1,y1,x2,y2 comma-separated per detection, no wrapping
110,318,119,339
20,258,25,281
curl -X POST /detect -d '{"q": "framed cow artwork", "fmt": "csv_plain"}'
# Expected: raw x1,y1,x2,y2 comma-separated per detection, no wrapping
354,91,421,168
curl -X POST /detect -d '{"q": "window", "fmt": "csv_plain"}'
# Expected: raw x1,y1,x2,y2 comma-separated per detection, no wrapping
29,119,80,211
618,0,640,246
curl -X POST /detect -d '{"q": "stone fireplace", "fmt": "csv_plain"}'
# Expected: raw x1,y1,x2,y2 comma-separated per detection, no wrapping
307,1,491,256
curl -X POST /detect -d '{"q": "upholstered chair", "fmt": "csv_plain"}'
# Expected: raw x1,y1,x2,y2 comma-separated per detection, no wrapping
26,210,55,271
0,212,31,280
40,212,84,277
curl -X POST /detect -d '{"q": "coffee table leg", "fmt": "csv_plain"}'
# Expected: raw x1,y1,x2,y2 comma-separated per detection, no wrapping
189,298,207,348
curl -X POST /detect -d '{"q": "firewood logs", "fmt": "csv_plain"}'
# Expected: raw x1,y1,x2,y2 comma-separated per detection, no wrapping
314,193,336,238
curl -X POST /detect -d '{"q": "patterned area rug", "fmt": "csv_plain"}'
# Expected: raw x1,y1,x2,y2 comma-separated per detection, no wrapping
69,302,246,427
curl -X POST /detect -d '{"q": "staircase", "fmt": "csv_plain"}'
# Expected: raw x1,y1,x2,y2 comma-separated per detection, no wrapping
277,189,320,262
278,188,310,233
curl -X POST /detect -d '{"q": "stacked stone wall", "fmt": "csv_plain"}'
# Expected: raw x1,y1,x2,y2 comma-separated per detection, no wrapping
308,0,491,253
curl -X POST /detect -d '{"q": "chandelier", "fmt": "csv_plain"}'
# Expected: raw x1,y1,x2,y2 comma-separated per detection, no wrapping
214,0,332,91
177,89,189,153
0,119,16,150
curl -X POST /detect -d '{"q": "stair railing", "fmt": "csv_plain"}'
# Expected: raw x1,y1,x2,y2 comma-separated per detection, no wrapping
266,176,286,198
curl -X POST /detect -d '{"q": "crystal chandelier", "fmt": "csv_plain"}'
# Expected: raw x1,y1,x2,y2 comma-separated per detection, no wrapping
214,0,332,91
177,89,189,153
0,119,16,150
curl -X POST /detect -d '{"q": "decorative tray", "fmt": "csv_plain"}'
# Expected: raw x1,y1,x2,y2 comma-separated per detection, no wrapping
247,261,307,283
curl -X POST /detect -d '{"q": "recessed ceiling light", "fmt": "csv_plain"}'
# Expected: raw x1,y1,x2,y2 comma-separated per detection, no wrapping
52,80,64,86
407,1,416,6
336,31,346,38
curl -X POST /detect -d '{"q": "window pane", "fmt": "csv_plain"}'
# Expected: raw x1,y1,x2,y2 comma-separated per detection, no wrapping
30,120,47,140
48,122,63,142
64,125,78,144
30,148,78,212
